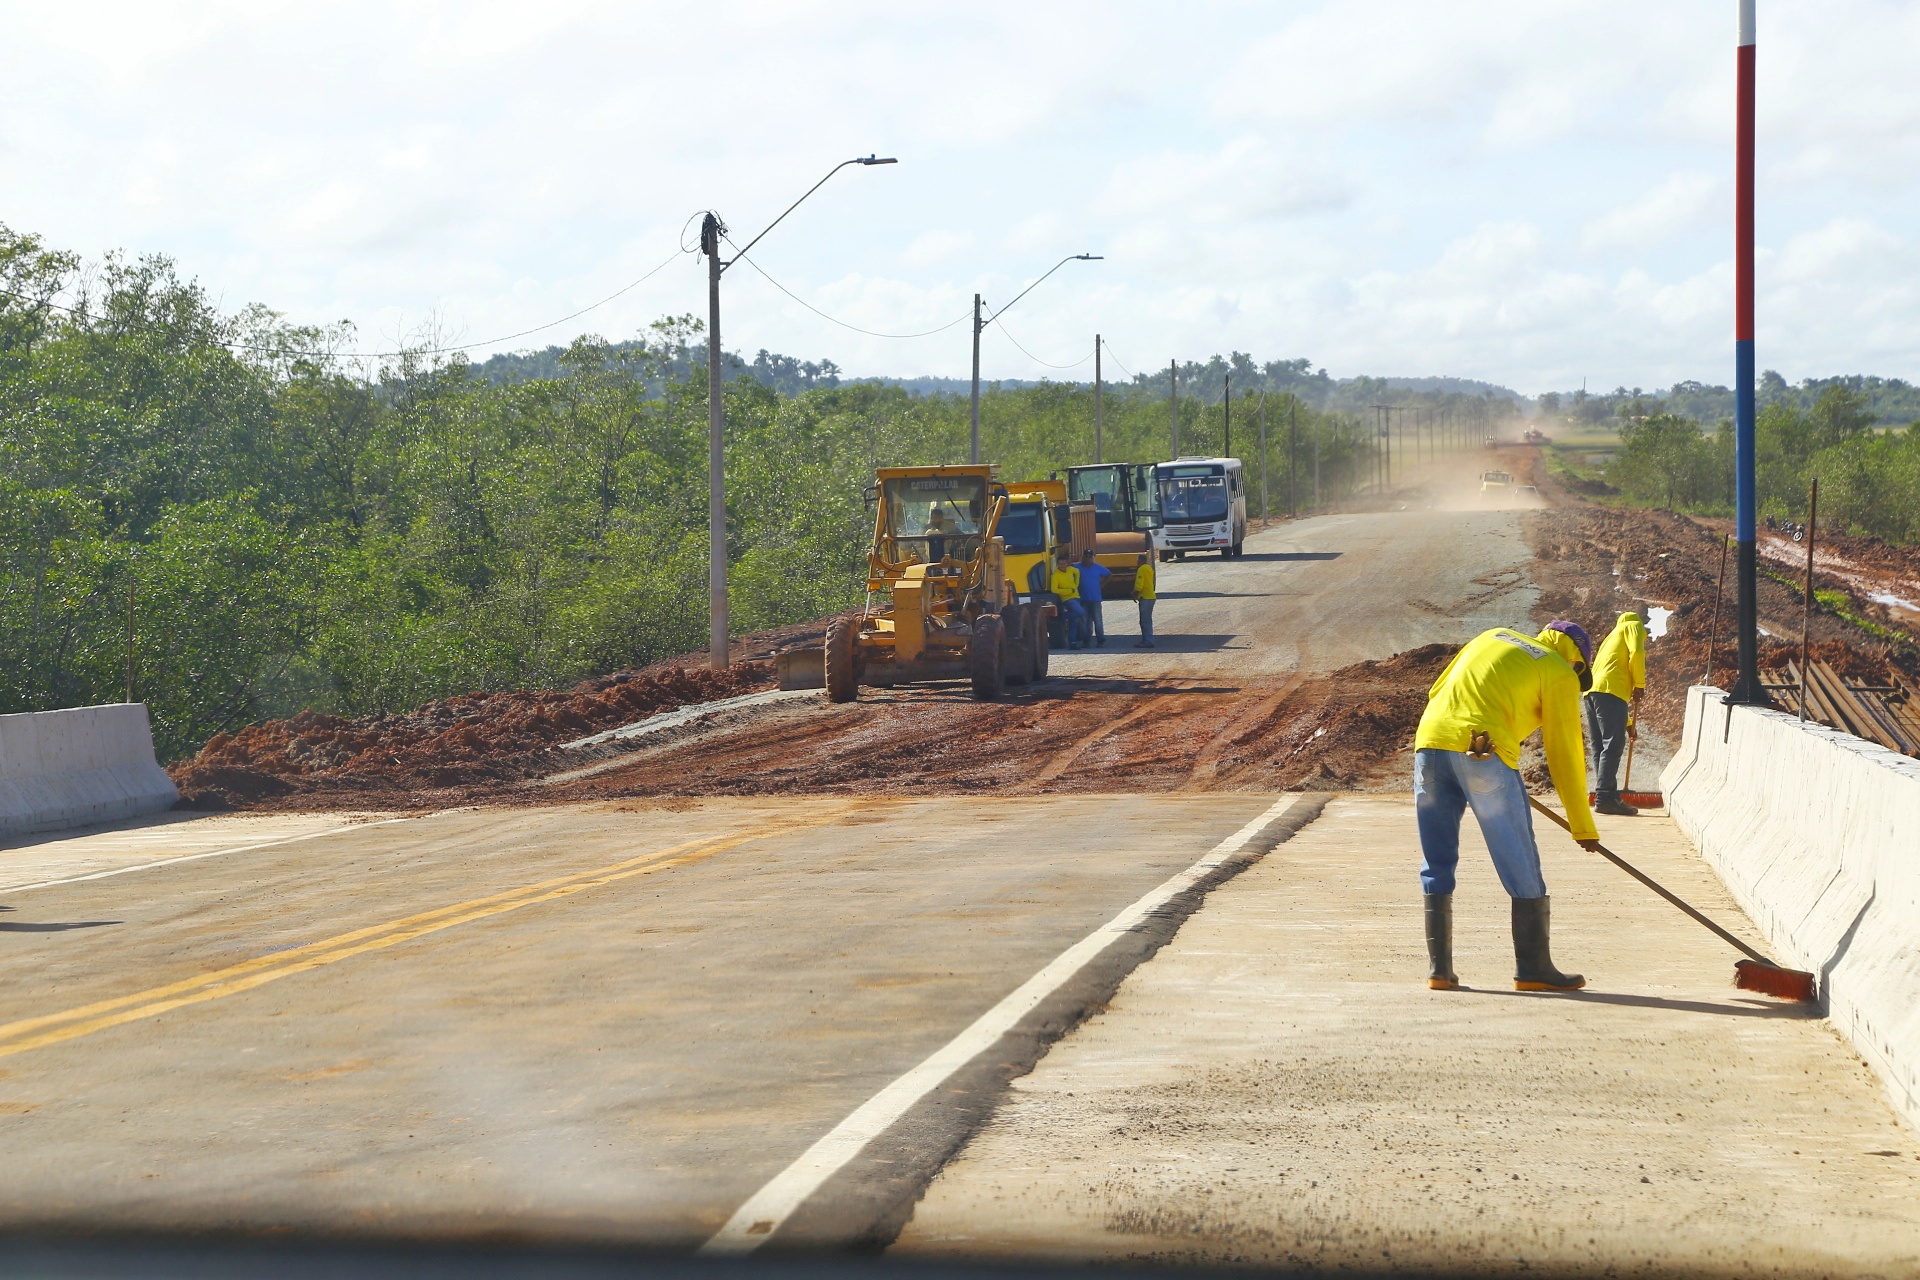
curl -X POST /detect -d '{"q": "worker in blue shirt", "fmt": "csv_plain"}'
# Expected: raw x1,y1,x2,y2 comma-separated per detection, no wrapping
1077,549,1112,648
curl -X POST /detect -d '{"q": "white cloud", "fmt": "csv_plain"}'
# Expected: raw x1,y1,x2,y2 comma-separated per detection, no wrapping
1581,173,1719,253
1,0,1918,390
900,230,974,268
1099,136,1354,224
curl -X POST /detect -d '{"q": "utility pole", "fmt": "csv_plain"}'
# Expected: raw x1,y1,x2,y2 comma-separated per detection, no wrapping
1258,391,1268,522
1094,334,1103,464
1313,416,1321,509
125,575,135,704
702,212,728,670
1288,397,1297,517
1170,360,1179,456
1385,408,1393,488
1224,373,1232,457
1730,0,1764,704
970,293,983,464
697,153,895,670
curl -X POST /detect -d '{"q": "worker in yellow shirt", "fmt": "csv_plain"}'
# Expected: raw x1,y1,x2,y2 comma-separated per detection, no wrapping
1049,551,1088,649
1585,609,1649,815
1131,553,1156,649
1412,620,1601,993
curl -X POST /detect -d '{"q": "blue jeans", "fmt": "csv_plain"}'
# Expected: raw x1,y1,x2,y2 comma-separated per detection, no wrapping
1583,692,1629,800
1084,599,1105,642
1137,598,1155,643
1062,599,1088,645
1413,748,1547,898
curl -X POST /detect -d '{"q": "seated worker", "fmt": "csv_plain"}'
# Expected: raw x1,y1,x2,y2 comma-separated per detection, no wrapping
924,506,959,561
1585,609,1648,816
1412,621,1600,994
1050,551,1087,649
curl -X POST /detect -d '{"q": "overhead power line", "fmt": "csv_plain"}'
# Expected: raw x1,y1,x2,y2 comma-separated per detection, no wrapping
722,239,970,339
991,320,1094,371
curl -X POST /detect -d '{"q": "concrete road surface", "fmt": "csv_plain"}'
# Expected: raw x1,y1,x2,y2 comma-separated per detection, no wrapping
895,797,1920,1274
0,793,1303,1245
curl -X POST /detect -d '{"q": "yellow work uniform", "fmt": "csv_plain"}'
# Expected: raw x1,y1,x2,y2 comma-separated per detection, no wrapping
1050,566,1080,600
1134,560,1156,600
1591,611,1648,712
1415,627,1597,841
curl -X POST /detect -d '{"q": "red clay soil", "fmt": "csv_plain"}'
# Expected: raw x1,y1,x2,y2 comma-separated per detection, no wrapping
1524,500,1912,744
530,647,1459,805
167,448,1920,813
168,662,775,811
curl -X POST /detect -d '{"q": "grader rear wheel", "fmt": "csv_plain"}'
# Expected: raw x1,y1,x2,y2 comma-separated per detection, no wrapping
969,613,1006,701
1003,605,1033,686
824,618,859,703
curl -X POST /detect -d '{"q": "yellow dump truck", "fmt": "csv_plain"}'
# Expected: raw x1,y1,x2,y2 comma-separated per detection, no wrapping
823,465,1048,702
1001,479,1096,648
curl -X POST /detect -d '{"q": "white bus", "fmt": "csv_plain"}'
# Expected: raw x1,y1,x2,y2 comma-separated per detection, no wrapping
1152,457,1248,559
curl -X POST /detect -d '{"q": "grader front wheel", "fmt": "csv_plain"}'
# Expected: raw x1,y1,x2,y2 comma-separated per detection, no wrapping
824,618,859,703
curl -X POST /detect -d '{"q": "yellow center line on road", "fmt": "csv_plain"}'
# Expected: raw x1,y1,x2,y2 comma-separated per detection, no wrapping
0,812,845,1062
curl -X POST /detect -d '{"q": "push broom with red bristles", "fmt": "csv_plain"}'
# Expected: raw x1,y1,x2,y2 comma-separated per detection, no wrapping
1529,797,1817,1002
1588,737,1664,809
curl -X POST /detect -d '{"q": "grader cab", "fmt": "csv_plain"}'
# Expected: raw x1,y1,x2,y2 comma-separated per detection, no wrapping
824,465,1049,703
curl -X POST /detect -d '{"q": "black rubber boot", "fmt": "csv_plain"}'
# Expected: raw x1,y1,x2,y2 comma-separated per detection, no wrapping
1424,893,1459,990
1594,798,1638,817
1512,896,1585,991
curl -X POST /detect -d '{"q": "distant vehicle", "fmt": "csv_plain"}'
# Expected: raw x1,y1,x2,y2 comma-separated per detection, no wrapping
1481,470,1514,491
1062,462,1163,597
1522,428,1552,444
999,478,1092,609
1153,457,1248,559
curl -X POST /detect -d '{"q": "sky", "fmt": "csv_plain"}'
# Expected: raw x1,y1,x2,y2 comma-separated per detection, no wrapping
3,0,1919,394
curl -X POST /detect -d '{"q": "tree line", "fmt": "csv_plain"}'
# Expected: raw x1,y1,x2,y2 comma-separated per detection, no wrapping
1590,385,1920,540
3,224,1446,759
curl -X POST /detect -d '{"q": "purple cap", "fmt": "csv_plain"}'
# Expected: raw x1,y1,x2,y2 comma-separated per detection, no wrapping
1542,619,1593,667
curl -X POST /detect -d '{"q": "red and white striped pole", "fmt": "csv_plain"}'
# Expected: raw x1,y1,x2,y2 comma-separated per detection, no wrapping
1730,0,1764,703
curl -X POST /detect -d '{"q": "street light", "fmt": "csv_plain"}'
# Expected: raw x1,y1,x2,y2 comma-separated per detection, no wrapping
700,154,896,670
969,253,1102,464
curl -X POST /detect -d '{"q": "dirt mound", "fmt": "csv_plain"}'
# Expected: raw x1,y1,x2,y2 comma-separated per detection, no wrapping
170,663,775,811
1220,645,1457,790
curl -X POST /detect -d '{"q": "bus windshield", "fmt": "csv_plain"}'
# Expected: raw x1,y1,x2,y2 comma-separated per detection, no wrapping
1159,466,1229,522
996,501,1048,554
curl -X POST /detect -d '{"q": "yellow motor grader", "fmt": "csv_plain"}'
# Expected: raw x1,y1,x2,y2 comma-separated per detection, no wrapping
824,464,1049,702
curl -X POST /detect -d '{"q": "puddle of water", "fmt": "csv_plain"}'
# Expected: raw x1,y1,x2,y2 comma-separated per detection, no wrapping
1868,589,1920,612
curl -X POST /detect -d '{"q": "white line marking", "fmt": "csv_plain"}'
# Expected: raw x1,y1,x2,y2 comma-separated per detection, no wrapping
0,819,413,895
697,794,1304,1256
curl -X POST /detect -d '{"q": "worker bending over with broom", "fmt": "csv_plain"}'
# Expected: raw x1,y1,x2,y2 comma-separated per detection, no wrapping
1413,621,1601,993
1584,609,1648,816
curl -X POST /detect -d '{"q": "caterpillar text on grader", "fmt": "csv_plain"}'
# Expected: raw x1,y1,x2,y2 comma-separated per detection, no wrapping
823,465,1049,703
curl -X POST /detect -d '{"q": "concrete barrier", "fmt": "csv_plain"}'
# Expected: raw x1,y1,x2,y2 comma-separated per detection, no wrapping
1662,685,1920,1129
0,704,179,839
